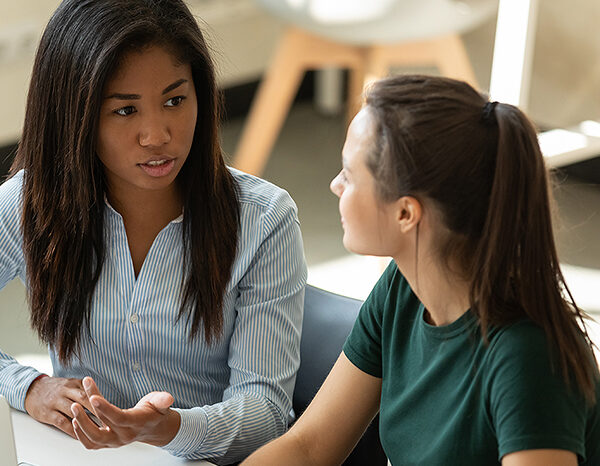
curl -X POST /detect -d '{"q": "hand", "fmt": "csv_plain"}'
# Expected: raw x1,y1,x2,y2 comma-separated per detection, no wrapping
24,376,94,438
70,377,181,449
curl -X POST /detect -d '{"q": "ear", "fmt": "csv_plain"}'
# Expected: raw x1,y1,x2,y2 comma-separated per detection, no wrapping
395,196,422,234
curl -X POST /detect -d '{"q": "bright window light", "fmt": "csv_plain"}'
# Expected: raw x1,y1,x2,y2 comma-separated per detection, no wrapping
489,0,539,107
579,120,600,138
538,129,588,158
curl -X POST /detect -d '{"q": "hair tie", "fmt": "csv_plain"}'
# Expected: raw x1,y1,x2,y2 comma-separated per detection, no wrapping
482,101,498,125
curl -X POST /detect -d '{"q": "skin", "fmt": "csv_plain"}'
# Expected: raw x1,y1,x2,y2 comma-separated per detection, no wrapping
25,44,198,448
96,43,197,277
24,376,94,438
241,108,577,466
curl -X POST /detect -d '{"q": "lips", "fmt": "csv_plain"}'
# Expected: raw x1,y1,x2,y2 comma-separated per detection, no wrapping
138,157,176,177
145,159,169,167
138,155,174,165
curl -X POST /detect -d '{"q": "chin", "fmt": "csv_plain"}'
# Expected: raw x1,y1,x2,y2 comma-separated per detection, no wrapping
343,238,367,256
343,237,391,258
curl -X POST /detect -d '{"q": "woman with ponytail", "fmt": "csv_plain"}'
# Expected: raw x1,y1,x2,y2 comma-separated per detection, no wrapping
243,75,600,465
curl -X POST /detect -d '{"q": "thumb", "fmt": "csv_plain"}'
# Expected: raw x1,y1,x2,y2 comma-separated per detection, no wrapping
143,392,174,414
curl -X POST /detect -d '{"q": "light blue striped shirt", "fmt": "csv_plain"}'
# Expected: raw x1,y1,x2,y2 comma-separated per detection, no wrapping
0,168,307,463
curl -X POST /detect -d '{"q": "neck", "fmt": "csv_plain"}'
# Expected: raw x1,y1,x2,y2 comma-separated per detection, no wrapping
106,182,183,227
394,252,471,327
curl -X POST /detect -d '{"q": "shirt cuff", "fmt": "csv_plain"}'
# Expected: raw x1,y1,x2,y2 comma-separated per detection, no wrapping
1,365,44,412
162,407,209,457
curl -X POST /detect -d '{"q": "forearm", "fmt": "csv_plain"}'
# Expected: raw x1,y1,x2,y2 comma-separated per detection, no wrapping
0,351,44,410
163,393,286,462
243,428,317,466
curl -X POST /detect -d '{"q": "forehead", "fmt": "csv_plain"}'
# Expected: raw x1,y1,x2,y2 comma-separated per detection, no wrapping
105,45,191,89
343,108,377,162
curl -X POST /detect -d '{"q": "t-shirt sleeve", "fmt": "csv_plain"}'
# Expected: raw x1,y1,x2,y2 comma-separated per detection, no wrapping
487,321,589,461
343,260,397,378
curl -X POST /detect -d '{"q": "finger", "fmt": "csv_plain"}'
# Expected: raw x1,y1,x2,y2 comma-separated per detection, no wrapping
90,395,129,427
71,403,112,445
82,377,103,401
82,377,109,421
51,411,76,438
67,385,94,412
73,418,100,450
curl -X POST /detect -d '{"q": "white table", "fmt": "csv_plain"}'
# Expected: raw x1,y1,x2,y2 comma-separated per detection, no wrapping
11,409,213,466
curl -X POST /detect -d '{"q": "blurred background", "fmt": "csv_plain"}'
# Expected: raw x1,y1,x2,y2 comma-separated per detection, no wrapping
0,0,599,369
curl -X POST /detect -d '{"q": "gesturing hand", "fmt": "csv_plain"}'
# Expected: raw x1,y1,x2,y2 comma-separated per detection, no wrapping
25,376,94,438
70,377,181,449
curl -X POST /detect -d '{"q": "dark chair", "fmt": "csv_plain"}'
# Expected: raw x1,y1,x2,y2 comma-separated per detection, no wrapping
293,285,387,466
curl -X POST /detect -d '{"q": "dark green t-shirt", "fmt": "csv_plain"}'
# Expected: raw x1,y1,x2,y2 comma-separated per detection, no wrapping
343,262,600,465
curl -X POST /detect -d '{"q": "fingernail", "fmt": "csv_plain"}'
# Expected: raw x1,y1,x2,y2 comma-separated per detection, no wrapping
92,398,100,408
83,378,91,389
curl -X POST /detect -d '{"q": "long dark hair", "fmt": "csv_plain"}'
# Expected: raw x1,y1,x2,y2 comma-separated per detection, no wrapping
365,75,598,403
11,0,240,363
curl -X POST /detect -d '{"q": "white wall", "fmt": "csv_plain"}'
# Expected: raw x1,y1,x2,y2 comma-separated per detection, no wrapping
0,1,61,146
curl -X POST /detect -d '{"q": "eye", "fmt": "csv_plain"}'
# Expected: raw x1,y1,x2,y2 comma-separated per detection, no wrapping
114,106,136,116
165,96,186,107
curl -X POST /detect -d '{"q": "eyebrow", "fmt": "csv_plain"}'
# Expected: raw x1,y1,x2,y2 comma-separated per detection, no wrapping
105,78,188,100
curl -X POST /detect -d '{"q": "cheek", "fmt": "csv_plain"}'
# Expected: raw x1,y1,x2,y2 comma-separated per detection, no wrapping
96,116,129,163
339,188,360,219
95,123,113,166
176,107,198,151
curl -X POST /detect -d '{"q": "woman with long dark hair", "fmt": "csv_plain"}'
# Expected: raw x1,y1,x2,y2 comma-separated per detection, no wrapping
243,75,600,465
0,0,305,462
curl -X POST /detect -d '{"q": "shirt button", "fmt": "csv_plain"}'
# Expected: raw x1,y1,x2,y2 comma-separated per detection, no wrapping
130,314,139,323
132,362,141,371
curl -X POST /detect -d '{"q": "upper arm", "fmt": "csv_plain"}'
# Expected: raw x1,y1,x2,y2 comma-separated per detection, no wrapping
225,189,307,420
502,449,577,466
0,172,25,286
290,352,382,466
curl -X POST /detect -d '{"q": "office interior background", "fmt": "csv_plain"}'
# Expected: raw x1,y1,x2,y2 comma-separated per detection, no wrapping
0,0,599,370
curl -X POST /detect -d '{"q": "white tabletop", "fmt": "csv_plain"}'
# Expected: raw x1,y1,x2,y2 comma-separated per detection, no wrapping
12,409,213,466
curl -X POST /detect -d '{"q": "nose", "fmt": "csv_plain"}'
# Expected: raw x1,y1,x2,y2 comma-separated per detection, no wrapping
139,113,171,148
330,172,343,198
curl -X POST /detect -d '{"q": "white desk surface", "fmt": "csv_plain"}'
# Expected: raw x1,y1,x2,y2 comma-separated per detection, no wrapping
12,409,213,466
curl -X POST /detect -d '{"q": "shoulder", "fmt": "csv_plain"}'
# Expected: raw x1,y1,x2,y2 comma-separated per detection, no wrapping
229,167,299,224
487,319,552,366
230,167,296,210
363,262,420,320
0,170,25,218
0,170,24,201
352,262,420,339
482,318,591,413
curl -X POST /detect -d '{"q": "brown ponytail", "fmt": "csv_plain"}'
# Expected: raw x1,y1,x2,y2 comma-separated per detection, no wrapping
472,102,598,402
365,75,598,403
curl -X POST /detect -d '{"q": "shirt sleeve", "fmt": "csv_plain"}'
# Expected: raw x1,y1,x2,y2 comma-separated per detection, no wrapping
343,261,397,378
487,321,589,461
162,187,307,463
0,171,44,411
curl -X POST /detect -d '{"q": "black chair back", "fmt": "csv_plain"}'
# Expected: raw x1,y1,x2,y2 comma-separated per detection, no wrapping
294,285,387,466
